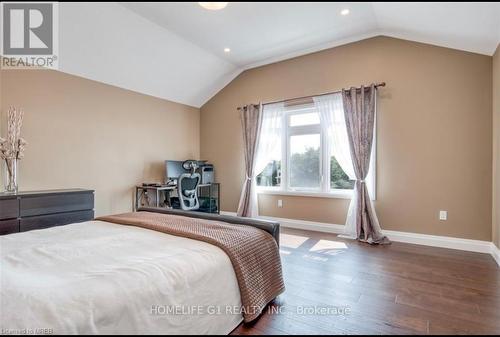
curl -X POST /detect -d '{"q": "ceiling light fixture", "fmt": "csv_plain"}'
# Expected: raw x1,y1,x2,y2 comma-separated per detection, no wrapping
341,8,350,16
224,47,231,53
198,2,228,10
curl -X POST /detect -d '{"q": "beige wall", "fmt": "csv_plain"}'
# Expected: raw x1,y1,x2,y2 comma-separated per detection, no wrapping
494,44,500,248
201,36,493,241
1,69,200,216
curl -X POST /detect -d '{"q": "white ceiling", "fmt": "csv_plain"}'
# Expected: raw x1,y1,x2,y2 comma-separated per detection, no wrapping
120,2,380,68
58,2,239,108
55,2,500,108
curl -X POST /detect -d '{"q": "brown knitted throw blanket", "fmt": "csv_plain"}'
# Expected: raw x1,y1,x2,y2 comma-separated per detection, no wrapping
96,211,285,322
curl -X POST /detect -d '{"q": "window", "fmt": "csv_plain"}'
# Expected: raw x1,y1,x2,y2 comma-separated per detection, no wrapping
289,133,321,189
256,94,375,198
289,112,320,127
256,160,281,187
330,156,355,190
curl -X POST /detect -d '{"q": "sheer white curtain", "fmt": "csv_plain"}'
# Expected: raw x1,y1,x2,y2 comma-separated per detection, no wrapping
250,102,285,217
314,93,355,180
313,93,373,239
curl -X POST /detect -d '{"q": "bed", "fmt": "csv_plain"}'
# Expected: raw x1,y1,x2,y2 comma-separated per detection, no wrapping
0,208,283,335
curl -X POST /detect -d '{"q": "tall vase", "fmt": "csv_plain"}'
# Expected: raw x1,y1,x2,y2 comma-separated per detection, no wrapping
4,158,18,193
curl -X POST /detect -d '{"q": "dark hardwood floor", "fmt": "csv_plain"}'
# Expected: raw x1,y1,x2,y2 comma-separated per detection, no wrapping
232,228,500,335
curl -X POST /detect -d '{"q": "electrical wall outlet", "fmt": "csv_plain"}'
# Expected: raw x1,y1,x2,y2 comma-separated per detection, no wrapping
277,199,283,208
439,210,448,221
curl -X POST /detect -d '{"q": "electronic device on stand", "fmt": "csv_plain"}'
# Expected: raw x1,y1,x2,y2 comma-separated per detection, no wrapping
136,160,219,213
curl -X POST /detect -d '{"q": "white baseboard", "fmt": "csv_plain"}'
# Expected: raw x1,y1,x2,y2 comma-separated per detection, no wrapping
491,243,500,266
382,229,493,254
220,211,499,267
261,216,346,235
221,211,345,234
221,211,238,217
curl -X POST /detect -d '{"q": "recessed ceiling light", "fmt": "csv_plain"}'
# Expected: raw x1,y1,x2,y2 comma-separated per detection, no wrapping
224,47,231,53
341,9,350,16
198,2,228,10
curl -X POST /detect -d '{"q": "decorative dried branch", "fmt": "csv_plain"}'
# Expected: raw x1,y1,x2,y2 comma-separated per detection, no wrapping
0,107,26,160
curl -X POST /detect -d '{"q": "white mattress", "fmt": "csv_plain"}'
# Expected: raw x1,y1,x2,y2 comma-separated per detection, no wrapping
0,220,243,335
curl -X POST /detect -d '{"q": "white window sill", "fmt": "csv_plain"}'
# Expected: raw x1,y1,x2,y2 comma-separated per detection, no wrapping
257,188,353,200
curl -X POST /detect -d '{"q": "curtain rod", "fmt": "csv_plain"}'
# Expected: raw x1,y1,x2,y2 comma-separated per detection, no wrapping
237,82,386,110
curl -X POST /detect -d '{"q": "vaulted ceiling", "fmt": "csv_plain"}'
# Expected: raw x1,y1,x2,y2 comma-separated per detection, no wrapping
56,2,500,108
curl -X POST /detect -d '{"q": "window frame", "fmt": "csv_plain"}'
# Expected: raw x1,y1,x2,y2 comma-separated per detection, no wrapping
256,102,376,200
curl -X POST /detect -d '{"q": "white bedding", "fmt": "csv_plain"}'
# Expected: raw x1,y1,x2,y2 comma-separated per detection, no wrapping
0,220,243,335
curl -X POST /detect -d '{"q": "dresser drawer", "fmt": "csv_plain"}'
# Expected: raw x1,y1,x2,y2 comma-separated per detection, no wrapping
20,192,94,217
20,210,94,232
0,198,19,220
0,219,19,235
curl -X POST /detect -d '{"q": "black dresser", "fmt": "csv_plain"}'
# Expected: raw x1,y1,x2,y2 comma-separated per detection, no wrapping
0,189,94,235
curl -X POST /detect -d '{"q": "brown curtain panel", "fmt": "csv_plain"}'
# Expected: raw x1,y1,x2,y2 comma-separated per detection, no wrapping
237,104,262,217
342,84,390,244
